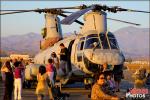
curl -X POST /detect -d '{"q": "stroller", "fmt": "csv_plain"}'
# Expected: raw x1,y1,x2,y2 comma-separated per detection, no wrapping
51,85,70,100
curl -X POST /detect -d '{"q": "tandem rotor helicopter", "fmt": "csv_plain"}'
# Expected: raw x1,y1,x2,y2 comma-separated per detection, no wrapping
1,4,150,87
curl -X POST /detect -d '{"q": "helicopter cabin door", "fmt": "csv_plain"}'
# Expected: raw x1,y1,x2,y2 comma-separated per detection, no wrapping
76,37,85,64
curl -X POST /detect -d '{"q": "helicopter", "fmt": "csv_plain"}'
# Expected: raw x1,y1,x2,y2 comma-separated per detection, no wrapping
1,4,149,87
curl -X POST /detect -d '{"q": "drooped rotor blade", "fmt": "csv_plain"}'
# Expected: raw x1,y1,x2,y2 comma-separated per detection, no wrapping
61,5,95,25
115,7,150,13
52,6,81,9
0,6,81,12
0,10,33,11
0,10,34,15
107,17,140,26
0,9,72,15
59,13,84,25
124,9,150,13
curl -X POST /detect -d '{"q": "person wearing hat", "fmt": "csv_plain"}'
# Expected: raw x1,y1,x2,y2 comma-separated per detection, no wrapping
51,52,59,70
58,43,69,76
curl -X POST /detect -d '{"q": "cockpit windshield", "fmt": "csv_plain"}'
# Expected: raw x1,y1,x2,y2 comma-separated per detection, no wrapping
84,33,119,49
99,34,109,49
84,38,100,49
108,34,119,49
84,34,100,49
99,33,119,49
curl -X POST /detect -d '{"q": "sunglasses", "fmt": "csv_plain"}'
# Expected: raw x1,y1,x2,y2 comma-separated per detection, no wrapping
99,77,105,79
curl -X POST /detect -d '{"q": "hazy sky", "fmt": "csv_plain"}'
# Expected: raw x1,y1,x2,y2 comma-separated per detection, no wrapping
1,1,149,37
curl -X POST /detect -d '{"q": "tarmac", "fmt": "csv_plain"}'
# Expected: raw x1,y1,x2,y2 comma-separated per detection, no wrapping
0,69,150,100
0,80,133,100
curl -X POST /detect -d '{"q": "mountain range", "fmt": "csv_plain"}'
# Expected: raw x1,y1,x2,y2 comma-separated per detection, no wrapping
1,32,42,57
1,26,149,60
114,26,149,60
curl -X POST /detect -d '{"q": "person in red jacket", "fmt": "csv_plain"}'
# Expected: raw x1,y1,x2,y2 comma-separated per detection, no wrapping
46,59,55,86
13,61,23,100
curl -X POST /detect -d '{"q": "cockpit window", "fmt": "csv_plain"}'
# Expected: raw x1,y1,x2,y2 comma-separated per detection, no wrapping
84,33,119,49
100,34,109,49
108,34,119,49
99,33,118,49
77,41,84,50
86,34,98,39
84,38,100,49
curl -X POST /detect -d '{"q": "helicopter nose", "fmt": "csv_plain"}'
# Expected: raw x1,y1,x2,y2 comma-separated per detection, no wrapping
84,49,124,65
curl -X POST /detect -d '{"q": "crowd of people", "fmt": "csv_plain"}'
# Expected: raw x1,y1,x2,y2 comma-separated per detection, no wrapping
1,58,25,100
1,43,149,100
0,43,69,100
91,63,124,100
35,43,70,100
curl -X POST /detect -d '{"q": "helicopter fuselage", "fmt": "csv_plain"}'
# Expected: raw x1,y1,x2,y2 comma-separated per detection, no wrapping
34,30,125,75
26,11,125,85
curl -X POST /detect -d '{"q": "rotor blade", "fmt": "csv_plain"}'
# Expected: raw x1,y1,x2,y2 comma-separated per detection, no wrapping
0,6,81,12
52,6,81,9
0,10,33,11
107,17,140,26
59,13,84,25
116,8,150,13
125,9,150,13
0,10,34,15
61,5,95,25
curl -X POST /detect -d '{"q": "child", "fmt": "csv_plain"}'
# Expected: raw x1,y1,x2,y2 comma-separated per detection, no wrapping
106,74,116,92
36,65,53,100
46,59,55,86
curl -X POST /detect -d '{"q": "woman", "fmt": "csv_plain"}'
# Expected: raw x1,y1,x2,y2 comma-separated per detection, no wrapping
1,61,14,100
51,52,59,83
13,61,23,100
36,65,53,100
91,72,119,100
51,52,59,70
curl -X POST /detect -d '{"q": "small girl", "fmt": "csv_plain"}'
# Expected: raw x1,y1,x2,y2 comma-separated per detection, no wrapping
36,65,53,100
106,74,116,92
46,59,55,86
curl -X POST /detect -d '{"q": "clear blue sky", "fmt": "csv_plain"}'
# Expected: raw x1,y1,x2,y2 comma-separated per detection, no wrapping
1,1,149,37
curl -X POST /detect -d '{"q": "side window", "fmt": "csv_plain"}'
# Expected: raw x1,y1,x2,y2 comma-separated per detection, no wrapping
77,53,82,62
77,41,84,50
55,19,58,32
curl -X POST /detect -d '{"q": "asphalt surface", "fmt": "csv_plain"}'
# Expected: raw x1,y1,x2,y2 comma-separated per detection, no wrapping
0,80,130,100
0,69,150,100
0,81,91,100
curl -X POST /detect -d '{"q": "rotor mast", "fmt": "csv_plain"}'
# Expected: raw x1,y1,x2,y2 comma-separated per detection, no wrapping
81,11,107,34
40,13,62,50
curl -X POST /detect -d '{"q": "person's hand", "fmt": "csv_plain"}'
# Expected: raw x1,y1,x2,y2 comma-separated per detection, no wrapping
111,97,119,100
2,78,5,82
59,53,65,55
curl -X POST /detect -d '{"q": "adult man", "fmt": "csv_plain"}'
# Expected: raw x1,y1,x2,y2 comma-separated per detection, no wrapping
91,72,119,100
59,43,68,76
